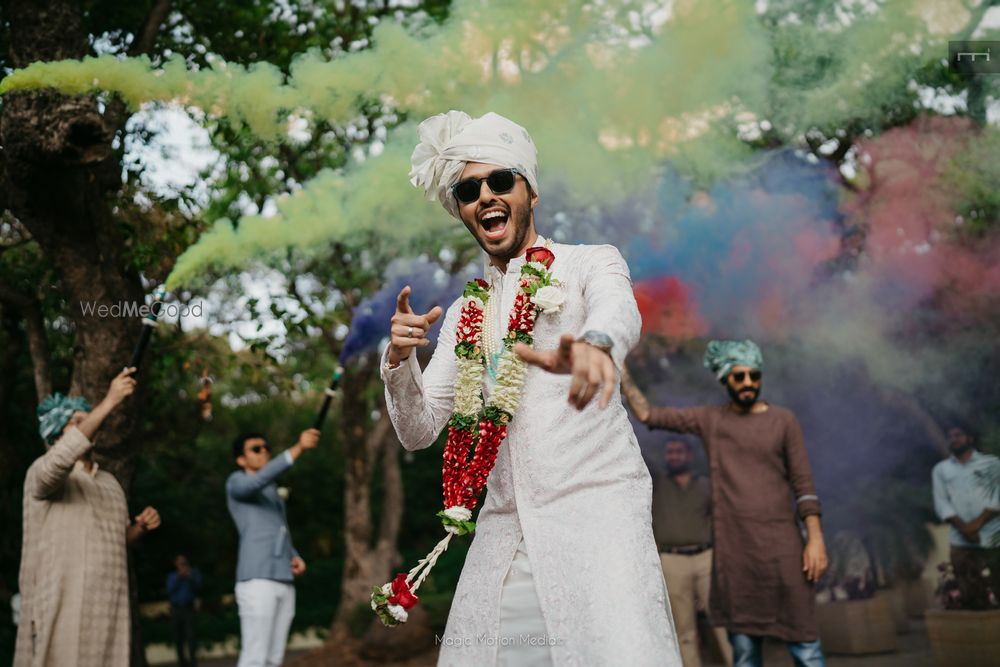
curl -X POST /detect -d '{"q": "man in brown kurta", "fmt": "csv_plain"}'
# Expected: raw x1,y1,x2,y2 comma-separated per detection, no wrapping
15,369,161,667
623,340,829,667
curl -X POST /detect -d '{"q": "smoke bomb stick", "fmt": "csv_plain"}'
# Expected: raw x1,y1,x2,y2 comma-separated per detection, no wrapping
128,288,166,370
313,366,344,430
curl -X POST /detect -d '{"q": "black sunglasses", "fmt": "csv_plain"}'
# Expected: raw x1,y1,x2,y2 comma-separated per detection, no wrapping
248,444,270,454
731,370,762,383
451,168,520,204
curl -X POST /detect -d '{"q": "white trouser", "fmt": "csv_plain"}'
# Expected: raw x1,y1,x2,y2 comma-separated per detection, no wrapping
497,538,554,666
235,578,296,667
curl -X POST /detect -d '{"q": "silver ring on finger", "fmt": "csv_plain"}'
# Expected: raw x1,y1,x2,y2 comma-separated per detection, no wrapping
407,326,414,338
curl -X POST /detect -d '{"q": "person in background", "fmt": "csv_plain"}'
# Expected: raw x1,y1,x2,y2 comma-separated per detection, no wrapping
932,424,1000,608
166,554,202,667
622,340,828,667
15,368,161,667
651,436,732,667
227,429,318,667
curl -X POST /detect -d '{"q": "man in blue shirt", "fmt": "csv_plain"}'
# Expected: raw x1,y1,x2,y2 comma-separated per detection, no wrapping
932,425,1000,608
166,554,202,667
227,428,318,667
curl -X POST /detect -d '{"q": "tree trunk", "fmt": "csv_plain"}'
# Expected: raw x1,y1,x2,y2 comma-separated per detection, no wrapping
1,0,146,481
1,3,162,665
329,358,405,642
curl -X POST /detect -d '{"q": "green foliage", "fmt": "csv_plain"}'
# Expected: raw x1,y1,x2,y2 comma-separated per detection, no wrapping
943,127,1000,239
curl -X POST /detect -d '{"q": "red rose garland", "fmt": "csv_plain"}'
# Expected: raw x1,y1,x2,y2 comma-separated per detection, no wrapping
372,246,559,627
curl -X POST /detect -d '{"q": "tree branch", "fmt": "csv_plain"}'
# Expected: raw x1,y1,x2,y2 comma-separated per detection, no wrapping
129,0,173,57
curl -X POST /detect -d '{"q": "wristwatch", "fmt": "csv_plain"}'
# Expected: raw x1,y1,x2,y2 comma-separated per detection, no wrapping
577,330,613,355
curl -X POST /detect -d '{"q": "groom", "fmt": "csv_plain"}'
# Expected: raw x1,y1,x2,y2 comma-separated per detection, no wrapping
381,110,680,666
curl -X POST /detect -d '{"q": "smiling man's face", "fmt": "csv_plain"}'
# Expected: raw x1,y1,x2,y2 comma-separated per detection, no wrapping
455,161,538,266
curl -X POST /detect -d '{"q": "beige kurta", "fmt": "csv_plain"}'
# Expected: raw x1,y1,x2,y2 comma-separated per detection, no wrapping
14,427,131,667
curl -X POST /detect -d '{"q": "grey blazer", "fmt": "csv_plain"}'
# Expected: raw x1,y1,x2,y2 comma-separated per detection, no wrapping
226,451,299,583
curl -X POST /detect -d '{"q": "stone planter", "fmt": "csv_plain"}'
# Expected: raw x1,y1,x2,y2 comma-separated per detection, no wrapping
925,608,1000,667
816,594,897,654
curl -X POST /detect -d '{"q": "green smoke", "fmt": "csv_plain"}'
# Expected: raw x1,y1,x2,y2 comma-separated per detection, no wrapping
0,0,940,288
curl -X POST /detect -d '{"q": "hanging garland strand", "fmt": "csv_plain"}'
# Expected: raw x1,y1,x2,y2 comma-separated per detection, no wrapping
372,246,562,626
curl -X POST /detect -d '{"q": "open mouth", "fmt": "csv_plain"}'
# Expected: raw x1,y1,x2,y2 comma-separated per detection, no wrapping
478,207,509,241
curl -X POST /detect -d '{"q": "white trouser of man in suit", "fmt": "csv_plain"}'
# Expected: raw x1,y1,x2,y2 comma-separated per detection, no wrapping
235,578,296,667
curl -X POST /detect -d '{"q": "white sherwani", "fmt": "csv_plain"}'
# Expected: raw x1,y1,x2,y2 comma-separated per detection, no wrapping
382,239,680,667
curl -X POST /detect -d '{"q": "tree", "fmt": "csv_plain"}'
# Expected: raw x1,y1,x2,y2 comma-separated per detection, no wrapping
0,1,452,662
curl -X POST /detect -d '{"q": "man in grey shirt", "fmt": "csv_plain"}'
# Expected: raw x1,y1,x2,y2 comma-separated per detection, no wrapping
652,437,732,667
226,428,318,667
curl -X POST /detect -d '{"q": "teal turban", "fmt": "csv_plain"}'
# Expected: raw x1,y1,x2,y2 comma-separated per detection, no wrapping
37,393,92,444
703,340,764,381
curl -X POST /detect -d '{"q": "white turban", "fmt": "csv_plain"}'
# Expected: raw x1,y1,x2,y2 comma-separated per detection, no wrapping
409,110,539,219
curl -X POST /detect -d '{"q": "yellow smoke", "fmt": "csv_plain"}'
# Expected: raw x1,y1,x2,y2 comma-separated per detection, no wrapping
0,0,935,288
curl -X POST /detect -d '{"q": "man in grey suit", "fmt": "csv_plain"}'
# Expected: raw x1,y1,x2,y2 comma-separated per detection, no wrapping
227,428,319,667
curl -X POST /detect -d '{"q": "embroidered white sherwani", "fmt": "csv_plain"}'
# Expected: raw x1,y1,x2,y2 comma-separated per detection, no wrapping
382,238,680,666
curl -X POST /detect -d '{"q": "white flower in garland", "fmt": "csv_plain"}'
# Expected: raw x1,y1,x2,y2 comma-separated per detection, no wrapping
531,285,565,314
454,358,485,417
490,351,528,415
443,506,472,522
388,604,409,623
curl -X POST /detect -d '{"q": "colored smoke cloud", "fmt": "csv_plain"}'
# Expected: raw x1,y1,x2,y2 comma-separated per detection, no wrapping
0,0,940,289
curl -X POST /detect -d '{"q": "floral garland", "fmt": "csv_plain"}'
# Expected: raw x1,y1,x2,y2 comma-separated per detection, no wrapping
372,245,563,626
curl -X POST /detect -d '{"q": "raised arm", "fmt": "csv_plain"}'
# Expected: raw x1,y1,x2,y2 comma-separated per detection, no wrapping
620,364,652,423
226,451,295,501
26,427,93,500
645,403,708,436
619,359,708,434
29,367,137,499
381,297,461,451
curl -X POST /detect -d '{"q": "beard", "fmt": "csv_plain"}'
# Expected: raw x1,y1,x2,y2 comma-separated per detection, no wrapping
466,197,533,261
666,462,691,475
950,443,973,457
727,383,760,408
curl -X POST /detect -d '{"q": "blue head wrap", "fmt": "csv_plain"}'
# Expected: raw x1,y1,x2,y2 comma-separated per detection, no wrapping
37,393,92,444
703,340,763,381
